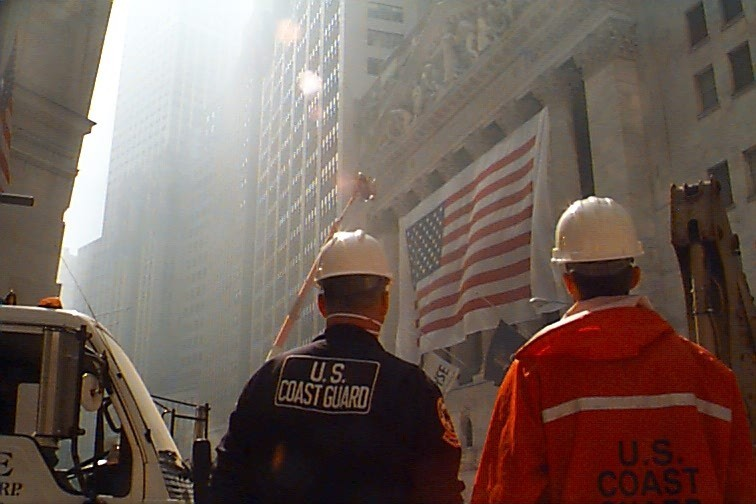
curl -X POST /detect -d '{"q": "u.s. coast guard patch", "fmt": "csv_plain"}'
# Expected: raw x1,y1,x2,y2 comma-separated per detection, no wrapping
275,355,380,414
437,397,460,448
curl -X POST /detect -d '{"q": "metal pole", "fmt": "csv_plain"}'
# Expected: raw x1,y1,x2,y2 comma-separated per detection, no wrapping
152,394,202,408
266,173,375,360
266,194,356,360
203,403,209,439
193,403,209,440
170,408,176,437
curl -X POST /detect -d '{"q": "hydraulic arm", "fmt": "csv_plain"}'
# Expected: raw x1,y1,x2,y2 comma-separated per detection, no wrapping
670,179,756,437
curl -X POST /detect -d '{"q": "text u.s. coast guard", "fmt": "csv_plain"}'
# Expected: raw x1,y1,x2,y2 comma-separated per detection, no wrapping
275,356,380,414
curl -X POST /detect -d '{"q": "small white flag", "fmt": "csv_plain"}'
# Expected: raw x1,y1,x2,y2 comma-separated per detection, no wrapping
422,352,459,394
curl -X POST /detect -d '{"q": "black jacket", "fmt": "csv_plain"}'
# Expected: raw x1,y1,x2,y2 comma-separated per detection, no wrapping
210,324,464,504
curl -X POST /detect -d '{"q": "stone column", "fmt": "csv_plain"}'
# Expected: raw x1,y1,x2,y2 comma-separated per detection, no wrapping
371,207,400,355
582,58,648,204
529,67,583,214
580,55,662,301
376,190,420,355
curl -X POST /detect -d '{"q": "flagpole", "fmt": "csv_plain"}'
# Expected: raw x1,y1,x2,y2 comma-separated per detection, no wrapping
266,173,376,361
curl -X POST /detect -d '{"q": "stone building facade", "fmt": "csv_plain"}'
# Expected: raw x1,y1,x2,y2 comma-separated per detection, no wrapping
0,1,110,305
354,0,755,495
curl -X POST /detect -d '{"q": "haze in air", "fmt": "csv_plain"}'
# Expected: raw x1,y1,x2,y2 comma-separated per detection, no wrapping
60,0,280,451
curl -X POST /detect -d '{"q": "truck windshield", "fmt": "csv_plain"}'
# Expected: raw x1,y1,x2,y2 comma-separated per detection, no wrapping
96,326,185,460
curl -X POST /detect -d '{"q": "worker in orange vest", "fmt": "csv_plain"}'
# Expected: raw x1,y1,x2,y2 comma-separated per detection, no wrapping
472,196,755,503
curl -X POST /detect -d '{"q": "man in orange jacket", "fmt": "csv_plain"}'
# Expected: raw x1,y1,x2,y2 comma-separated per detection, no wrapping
472,196,755,503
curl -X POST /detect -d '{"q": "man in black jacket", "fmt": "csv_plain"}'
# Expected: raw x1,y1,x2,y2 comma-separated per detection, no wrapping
210,230,464,504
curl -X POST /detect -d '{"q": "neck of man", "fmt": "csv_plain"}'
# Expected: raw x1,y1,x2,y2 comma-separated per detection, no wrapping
325,312,382,338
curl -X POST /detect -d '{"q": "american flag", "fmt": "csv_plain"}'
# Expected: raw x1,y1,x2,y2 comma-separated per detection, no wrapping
398,110,555,359
0,41,16,188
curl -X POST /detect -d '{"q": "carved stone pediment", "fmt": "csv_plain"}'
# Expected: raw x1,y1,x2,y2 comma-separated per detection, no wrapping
357,0,493,151
357,0,637,179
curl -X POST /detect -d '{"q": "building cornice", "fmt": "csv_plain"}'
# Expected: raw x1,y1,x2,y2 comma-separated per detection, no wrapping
11,84,95,177
357,0,637,218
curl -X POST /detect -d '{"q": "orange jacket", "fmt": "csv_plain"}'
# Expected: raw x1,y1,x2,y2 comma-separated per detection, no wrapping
472,301,755,504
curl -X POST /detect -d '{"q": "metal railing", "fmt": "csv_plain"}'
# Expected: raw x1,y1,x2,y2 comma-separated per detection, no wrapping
152,394,210,440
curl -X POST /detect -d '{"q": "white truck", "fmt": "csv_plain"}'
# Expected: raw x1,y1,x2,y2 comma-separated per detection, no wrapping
0,304,210,503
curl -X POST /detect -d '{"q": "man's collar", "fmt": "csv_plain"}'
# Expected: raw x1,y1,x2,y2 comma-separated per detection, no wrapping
564,295,653,318
316,323,384,348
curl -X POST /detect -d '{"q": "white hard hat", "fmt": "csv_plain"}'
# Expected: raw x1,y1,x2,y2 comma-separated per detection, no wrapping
551,196,644,263
315,230,393,282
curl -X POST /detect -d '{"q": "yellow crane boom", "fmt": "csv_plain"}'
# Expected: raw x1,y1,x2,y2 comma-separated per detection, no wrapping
670,179,756,438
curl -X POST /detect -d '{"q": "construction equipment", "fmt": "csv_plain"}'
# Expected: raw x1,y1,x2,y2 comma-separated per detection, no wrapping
670,178,756,438
266,172,377,360
0,305,211,503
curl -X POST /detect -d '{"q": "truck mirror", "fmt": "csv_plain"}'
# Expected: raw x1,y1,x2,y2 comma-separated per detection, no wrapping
36,328,85,438
80,373,104,412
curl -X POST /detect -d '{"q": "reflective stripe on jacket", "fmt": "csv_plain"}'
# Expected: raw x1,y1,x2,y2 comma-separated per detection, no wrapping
472,303,756,504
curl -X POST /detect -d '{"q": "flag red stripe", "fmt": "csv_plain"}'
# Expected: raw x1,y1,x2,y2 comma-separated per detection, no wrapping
444,158,534,226
420,285,532,334
418,257,530,318
417,267,465,304
417,230,531,300
443,136,536,211
444,179,533,246
444,137,535,222
444,205,532,265
443,213,532,268
467,205,533,247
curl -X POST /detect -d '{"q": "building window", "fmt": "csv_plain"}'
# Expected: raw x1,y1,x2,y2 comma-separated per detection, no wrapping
367,56,383,76
707,161,734,206
745,146,756,197
728,42,754,93
368,2,403,23
721,0,744,24
367,29,404,49
686,2,708,47
695,66,719,114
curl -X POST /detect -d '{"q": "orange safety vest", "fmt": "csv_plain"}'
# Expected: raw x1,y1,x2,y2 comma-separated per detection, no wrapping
472,304,756,504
